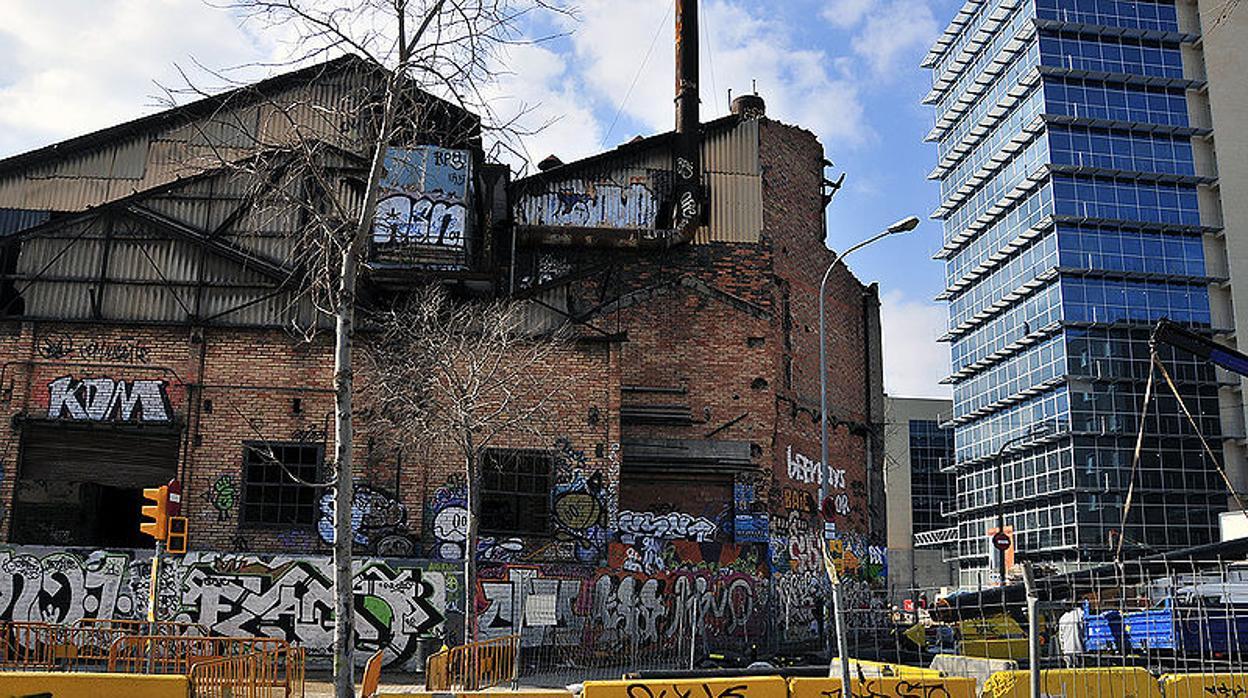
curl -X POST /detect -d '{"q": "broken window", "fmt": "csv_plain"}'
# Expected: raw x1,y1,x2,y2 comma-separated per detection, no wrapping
240,442,323,528
480,449,553,535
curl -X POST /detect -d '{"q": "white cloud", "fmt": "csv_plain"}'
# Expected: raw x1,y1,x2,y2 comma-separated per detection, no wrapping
559,0,867,147
480,42,605,173
852,0,939,77
821,0,940,79
880,290,949,398
823,0,879,28
0,1,276,158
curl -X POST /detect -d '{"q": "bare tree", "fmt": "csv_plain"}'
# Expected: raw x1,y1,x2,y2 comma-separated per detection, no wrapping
364,284,571,642
156,1,569,693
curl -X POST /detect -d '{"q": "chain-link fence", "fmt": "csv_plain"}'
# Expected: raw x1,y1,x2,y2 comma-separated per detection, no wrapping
837,545,1248,695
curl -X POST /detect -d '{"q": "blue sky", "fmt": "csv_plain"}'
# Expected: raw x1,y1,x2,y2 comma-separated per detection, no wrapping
0,0,962,397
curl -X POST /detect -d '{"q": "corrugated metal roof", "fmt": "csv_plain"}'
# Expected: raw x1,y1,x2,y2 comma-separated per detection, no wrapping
0,209,50,237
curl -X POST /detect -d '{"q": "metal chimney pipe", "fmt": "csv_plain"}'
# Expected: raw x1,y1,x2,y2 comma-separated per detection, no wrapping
675,0,699,133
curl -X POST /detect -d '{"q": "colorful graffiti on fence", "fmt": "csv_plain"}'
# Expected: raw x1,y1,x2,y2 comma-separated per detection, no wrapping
476,541,768,652
0,547,461,670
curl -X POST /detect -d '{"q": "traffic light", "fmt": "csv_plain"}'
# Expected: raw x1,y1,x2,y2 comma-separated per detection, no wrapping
141,486,169,541
167,516,188,554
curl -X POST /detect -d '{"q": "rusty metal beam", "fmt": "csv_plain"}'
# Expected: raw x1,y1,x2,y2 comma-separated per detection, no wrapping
514,224,690,250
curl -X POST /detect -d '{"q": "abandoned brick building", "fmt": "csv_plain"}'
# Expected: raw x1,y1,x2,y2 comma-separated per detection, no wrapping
0,47,885,665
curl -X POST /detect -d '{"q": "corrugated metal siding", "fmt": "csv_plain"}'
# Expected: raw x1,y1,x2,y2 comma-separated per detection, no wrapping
515,168,665,229
514,119,763,244
695,172,764,245
0,209,50,236
703,118,759,175
0,74,371,212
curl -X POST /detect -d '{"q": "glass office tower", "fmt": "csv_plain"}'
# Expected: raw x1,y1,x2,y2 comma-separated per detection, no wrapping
924,0,1226,585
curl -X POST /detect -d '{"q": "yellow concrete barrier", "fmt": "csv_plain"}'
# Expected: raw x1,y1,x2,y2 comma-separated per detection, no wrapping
827,659,946,679
1159,673,1248,698
0,671,189,697
582,676,788,698
790,676,976,698
983,667,1162,698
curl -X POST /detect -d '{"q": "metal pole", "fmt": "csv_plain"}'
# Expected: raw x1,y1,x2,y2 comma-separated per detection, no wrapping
818,252,841,660
1023,563,1041,698
511,589,525,690
147,539,163,675
817,219,916,677
830,579,853,693
997,448,1007,585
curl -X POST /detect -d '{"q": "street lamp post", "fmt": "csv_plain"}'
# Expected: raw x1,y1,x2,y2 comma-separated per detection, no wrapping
992,425,1050,584
818,215,918,682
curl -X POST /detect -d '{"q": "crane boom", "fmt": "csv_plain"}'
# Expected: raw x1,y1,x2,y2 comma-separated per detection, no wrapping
1152,319,1248,377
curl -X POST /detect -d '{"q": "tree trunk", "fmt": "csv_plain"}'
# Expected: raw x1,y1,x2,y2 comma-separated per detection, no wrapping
464,441,480,644
332,244,358,698
333,76,398,698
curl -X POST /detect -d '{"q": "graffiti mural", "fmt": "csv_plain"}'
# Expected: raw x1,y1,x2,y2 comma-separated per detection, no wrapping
476,542,767,652
515,178,661,230
206,475,237,522
46,375,171,422
733,477,768,544
0,547,462,670
551,438,610,563
428,477,468,561
786,446,822,485
318,483,416,557
373,146,471,269
618,511,718,543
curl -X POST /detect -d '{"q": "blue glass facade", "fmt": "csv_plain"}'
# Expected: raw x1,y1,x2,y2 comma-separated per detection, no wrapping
924,0,1223,583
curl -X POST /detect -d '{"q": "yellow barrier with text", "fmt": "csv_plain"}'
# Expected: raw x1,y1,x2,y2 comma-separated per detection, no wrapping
983,667,1163,698
1159,673,1248,698
0,671,189,698
582,676,788,698
380,692,574,698
789,675,976,698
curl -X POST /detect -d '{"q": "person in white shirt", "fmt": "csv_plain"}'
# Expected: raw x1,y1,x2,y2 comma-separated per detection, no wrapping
1058,604,1087,667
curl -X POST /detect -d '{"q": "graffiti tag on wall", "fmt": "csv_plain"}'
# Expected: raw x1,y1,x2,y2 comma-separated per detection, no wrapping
618,511,718,542
318,483,416,558
0,547,460,671
46,376,171,422
477,542,767,651
38,334,152,364
373,146,471,258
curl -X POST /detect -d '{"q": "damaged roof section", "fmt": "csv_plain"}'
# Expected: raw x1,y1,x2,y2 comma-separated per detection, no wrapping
512,115,764,247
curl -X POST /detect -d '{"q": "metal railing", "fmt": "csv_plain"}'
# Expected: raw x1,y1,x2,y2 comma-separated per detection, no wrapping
426,634,519,691
188,647,305,698
108,634,292,675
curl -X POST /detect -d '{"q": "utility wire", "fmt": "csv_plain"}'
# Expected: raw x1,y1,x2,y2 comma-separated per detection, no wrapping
600,0,674,148
701,0,720,116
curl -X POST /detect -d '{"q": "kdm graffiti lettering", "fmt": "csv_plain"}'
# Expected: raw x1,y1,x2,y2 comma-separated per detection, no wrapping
46,376,171,422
